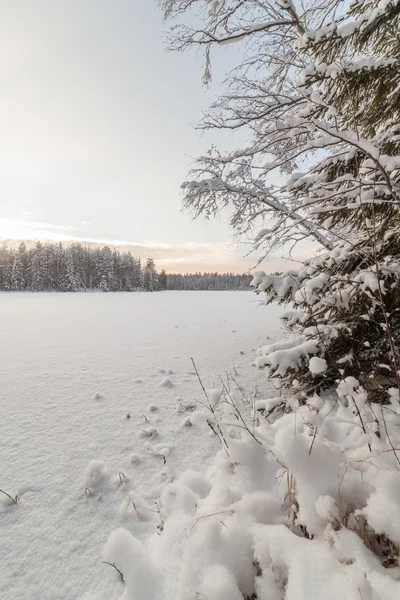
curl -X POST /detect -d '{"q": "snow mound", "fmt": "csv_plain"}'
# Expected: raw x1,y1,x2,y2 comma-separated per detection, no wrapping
103,529,160,597
140,426,158,438
362,470,400,543
123,491,155,522
159,378,174,388
129,453,142,465
144,441,171,458
83,460,108,487
190,410,210,426
178,470,212,498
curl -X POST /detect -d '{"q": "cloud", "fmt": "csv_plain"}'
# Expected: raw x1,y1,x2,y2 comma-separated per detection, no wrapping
0,218,305,274
0,218,76,241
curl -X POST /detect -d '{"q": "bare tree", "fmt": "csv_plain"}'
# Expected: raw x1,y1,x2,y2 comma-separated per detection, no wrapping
159,1,348,257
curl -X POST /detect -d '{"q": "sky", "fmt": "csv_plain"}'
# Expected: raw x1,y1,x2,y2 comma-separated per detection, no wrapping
0,0,296,273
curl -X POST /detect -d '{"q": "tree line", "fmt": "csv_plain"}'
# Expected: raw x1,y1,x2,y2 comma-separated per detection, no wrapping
0,242,252,292
167,272,251,290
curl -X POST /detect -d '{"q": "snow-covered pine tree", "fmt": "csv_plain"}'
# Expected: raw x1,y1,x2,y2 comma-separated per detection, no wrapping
61,248,79,292
132,257,143,290
99,274,109,292
143,258,158,292
10,242,28,290
30,242,49,291
158,269,167,290
99,246,114,291
0,242,152,292
0,245,12,290
120,252,134,291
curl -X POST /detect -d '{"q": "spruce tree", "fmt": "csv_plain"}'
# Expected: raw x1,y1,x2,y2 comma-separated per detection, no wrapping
143,258,158,292
62,249,79,292
158,269,168,290
251,1,400,402
30,242,48,291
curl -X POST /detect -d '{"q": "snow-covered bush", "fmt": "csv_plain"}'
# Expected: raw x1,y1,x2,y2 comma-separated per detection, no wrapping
102,383,400,598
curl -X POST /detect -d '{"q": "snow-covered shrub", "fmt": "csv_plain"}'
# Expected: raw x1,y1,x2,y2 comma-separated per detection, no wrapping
102,386,400,598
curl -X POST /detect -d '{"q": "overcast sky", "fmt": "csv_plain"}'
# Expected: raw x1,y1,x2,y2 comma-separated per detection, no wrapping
0,0,291,272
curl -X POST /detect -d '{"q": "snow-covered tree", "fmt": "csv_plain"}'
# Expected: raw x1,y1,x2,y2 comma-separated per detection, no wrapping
99,274,109,292
61,249,79,292
251,0,400,403
166,271,252,290
162,0,400,403
0,242,152,293
30,242,49,291
161,0,340,256
0,245,12,290
143,258,159,292
132,258,143,290
100,246,115,291
158,269,167,290
10,242,28,290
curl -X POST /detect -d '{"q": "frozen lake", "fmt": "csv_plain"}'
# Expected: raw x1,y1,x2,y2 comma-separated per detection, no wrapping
0,291,283,599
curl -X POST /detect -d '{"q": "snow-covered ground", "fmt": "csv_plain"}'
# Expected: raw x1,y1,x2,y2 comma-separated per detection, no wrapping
0,291,283,600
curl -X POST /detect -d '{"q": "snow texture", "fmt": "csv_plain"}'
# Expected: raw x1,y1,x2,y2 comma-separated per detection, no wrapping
309,356,328,375
0,291,282,599
103,377,400,600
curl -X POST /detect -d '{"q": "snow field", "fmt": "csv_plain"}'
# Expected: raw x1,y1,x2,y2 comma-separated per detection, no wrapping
0,291,282,599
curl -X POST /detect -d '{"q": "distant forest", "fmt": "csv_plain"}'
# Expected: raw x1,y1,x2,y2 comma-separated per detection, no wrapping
0,242,253,292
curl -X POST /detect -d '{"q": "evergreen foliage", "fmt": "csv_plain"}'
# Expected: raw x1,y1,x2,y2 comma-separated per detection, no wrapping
143,258,159,292
0,241,252,292
0,242,145,292
167,272,252,290
252,0,400,403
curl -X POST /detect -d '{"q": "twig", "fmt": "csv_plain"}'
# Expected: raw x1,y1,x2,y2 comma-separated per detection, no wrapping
219,376,263,446
185,510,234,534
0,488,18,504
381,406,400,467
308,426,318,455
191,357,210,404
102,561,125,583
191,357,230,455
